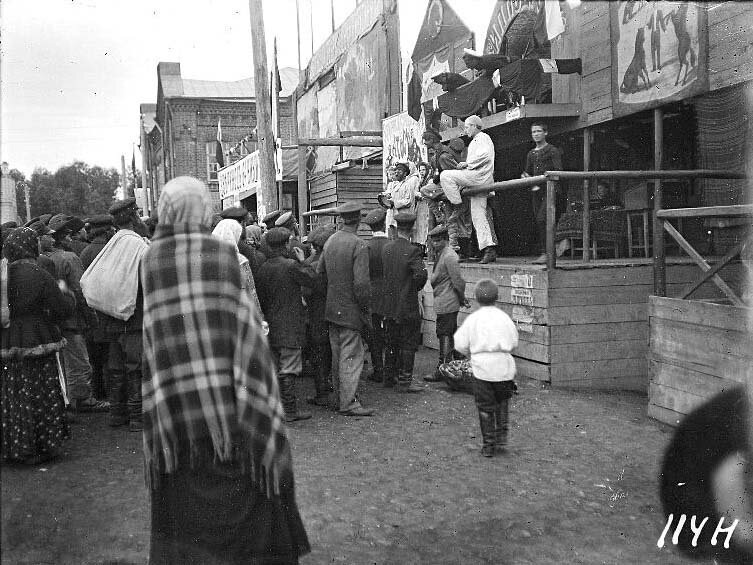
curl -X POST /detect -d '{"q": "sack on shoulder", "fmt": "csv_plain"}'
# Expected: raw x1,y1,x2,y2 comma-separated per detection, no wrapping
80,230,148,321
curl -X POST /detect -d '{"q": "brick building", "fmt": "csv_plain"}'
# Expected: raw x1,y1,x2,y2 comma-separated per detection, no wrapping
141,62,298,212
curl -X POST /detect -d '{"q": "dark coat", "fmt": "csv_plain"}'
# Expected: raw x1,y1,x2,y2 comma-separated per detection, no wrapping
79,235,109,271
367,235,390,316
45,246,97,332
302,253,328,344
381,237,428,322
316,226,370,331
1,260,75,359
256,254,316,349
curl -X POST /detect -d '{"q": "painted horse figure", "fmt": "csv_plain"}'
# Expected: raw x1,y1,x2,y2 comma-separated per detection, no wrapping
670,3,697,86
620,28,650,94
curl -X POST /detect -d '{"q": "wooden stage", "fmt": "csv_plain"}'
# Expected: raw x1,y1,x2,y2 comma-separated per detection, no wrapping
421,255,745,392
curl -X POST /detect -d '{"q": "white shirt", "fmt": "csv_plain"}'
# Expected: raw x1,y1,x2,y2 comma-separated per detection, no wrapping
453,305,519,382
464,131,495,186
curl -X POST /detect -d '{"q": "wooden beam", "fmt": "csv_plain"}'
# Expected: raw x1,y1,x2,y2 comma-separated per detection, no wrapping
340,130,382,137
551,169,746,180
462,175,547,197
546,180,557,270
298,137,383,147
662,220,744,306
582,127,591,263
302,207,339,217
657,204,753,218
679,241,743,300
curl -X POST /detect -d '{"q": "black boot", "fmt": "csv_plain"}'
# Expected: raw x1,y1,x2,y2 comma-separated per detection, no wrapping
397,350,422,393
480,246,497,264
127,370,143,432
495,400,509,453
424,337,447,382
383,342,398,388
457,238,470,262
308,344,332,406
279,374,312,422
478,410,496,457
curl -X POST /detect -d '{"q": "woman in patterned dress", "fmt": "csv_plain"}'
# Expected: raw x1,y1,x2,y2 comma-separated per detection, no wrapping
1,227,75,465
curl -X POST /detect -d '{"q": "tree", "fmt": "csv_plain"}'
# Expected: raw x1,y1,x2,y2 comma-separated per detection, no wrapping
24,161,119,219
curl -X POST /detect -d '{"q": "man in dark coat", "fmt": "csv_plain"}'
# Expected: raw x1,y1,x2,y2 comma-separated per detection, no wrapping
301,224,336,406
79,214,115,400
256,227,316,423
99,198,148,431
381,212,428,392
46,214,107,412
362,208,390,385
317,202,374,416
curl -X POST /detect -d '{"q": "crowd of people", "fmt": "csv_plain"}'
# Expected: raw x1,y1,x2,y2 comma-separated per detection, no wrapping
2,127,525,561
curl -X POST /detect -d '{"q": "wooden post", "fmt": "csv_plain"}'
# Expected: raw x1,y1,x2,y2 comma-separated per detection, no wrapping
653,107,666,296
298,145,308,235
248,0,278,220
546,179,557,270
582,127,591,262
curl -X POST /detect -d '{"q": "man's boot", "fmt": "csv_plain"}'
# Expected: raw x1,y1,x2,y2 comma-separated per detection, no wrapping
279,374,312,422
424,336,448,382
308,344,332,406
367,327,385,383
108,372,128,427
479,410,496,457
457,237,471,262
383,342,398,388
397,350,422,393
480,246,497,264
127,370,143,432
495,400,510,453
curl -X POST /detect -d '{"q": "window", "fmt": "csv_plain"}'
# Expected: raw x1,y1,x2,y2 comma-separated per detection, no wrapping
206,141,221,182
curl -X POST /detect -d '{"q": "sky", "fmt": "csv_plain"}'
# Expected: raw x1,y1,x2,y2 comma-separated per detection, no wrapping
0,0,476,178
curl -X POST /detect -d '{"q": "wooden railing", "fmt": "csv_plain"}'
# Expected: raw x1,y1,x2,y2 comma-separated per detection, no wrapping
463,169,747,294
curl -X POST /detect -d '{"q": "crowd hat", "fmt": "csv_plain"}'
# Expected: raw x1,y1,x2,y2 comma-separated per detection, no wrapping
87,214,114,227
27,220,52,236
40,214,54,226
265,226,291,248
308,224,336,248
394,212,417,228
220,206,249,222
48,214,84,234
262,209,281,226
336,201,362,218
274,211,296,228
428,224,449,238
362,208,386,227
1,221,18,229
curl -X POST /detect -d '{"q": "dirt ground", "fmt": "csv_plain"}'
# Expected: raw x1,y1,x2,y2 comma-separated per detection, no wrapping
2,347,703,564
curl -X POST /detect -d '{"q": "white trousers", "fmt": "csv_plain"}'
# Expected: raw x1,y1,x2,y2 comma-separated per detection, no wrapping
440,170,496,250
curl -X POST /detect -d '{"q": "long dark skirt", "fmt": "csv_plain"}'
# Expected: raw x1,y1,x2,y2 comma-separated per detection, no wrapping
150,461,310,565
1,353,69,463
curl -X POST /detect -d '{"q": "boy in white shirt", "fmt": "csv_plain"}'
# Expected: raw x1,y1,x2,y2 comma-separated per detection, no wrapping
454,278,519,457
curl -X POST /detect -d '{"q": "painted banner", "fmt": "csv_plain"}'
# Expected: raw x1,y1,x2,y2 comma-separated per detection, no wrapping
382,111,428,182
218,150,259,204
610,1,707,118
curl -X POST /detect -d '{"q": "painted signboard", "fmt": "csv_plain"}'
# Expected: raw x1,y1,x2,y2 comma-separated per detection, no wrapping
610,1,708,118
382,111,429,181
218,150,259,203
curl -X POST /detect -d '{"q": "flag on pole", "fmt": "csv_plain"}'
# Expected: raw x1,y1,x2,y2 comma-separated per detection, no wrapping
216,118,224,168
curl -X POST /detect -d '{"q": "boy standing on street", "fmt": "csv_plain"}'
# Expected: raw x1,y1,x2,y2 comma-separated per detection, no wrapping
454,279,518,457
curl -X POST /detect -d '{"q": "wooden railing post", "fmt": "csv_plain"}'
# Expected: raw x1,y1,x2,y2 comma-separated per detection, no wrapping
653,107,666,296
582,128,591,263
546,178,557,270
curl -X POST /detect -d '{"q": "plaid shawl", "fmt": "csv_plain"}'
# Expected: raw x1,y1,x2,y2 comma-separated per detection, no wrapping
141,179,289,497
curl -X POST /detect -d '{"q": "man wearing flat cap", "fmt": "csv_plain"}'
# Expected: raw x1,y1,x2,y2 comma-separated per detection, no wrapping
381,212,428,392
383,161,419,239
422,130,473,260
439,116,498,264
79,214,115,401
424,225,467,382
362,208,389,384
45,214,106,412
92,197,149,430
317,201,374,416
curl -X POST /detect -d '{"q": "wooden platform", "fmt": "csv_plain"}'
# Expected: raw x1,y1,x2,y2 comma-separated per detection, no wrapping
647,296,753,426
421,256,744,391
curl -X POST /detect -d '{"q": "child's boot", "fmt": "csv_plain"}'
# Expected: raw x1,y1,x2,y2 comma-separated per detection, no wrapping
479,410,496,457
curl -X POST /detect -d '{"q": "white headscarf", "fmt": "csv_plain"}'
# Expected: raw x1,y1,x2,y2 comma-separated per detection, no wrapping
212,219,247,266
158,176,214,228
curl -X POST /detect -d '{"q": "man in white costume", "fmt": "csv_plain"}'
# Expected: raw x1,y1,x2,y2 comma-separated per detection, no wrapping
440,116,497,264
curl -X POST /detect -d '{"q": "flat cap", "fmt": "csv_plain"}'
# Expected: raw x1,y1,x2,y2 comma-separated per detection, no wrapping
394,212,416,227
262,209,281,225
428,224,449,237
265,226,291,248
27,220,52,236
108,197,137,216
274,211,295,227
87,214,114,227
362,208,386,227
1,221,18,229
48,214,80,234
39,214,54,226
336,201,362,216
220,206,249,221
308,224,336,247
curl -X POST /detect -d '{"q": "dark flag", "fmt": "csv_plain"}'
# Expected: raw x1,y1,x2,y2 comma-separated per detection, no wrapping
216,119,224,168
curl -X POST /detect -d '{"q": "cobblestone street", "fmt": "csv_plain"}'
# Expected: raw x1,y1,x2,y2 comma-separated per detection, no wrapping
2,347,699,564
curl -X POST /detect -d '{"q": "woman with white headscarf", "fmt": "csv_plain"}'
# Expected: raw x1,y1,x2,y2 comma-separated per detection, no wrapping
141,176,309,564
213,218,262,314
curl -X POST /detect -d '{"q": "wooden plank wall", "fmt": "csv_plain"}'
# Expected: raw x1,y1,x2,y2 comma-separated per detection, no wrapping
648,296,753,426
579,1,613,126
421,261,744,391
337,165,384,238
309,173,337,210
708,2,753,90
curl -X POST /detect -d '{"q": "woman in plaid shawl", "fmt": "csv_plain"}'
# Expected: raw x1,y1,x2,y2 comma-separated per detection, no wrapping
141,176,310,564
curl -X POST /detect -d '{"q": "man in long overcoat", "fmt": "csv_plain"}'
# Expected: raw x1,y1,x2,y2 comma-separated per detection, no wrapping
362,208,390,384
317,202,374,416
381,212,428,392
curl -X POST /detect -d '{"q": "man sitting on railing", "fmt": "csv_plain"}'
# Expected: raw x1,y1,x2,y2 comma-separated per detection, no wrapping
440,115,498,264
